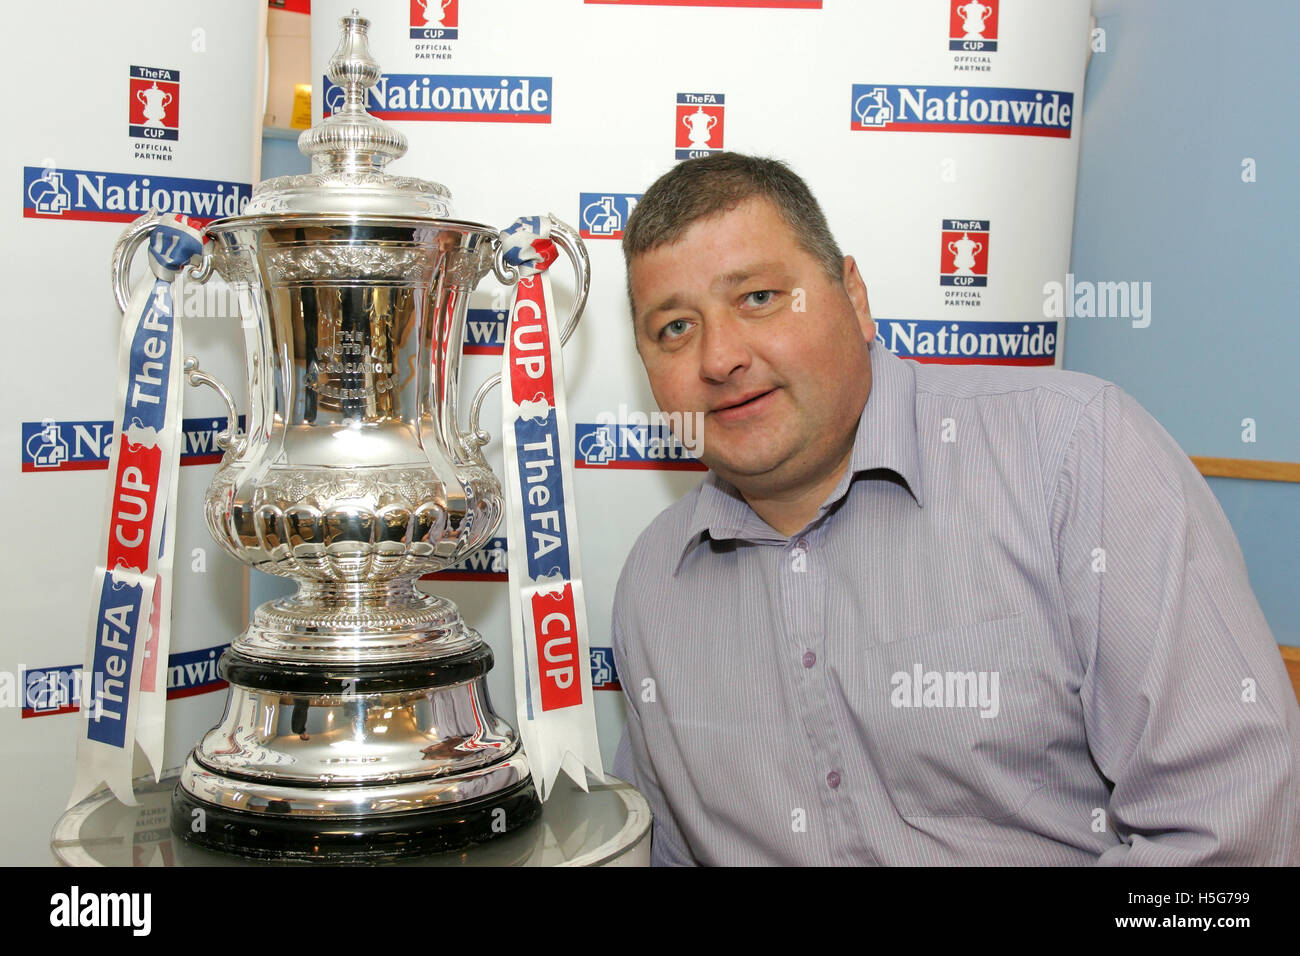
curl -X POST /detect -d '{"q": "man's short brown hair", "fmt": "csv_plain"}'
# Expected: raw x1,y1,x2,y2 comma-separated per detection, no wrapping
622,152,844,313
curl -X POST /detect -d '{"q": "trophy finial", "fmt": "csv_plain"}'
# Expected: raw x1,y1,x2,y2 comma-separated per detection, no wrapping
297,11,408,174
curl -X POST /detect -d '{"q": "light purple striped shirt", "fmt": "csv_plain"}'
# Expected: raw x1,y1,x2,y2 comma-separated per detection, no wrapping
612,341,1300,865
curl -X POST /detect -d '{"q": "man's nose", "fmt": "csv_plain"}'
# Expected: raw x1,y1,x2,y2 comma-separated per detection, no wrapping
698,314,750,383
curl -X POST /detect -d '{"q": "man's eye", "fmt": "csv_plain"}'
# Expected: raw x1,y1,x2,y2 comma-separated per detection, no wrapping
742,290,778,308
660,319,691,340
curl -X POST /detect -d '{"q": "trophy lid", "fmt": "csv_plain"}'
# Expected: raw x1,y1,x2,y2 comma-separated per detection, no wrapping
244,10,452,217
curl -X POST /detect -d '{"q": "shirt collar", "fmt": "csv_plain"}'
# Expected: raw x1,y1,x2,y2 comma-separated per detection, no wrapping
677,342,925,566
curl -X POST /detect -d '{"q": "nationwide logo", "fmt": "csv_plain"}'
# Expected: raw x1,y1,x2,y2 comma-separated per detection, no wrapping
579,192,641,240
850,84,1072,138
410,0,458,39
20,643,229,718
23,166,250,225
574,423,705,470
950,0,998,51
876,319,1058,366
463,306,507,355
422,536,508,581
586,1,821,7
676,93,724,160
20,416,244,472
323,73,551,123
129,65,180,141
940,219,989,288
589,646,621,692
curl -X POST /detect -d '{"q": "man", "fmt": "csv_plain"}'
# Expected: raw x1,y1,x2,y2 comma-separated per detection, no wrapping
611,152,1300,866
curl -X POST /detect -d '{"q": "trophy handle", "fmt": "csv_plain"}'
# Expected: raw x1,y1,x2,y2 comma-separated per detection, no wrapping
465,215,590,452
112,212,238,454
184,357,245,455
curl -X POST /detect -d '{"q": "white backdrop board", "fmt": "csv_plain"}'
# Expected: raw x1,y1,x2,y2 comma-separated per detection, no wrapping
2,1,263,864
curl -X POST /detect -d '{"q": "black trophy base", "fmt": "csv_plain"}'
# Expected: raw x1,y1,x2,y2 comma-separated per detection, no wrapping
171,776,542,864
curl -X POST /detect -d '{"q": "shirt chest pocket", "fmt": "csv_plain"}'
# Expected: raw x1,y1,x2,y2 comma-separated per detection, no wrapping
854,612,1049,819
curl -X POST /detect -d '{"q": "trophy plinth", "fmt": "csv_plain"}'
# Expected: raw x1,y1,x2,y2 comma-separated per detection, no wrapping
173,644,540,862
122,10,589,862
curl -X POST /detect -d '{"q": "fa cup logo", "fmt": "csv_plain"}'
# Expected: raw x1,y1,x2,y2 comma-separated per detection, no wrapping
947,232,983,274
957,1,993,38
683,106,717,148
137,82,173,127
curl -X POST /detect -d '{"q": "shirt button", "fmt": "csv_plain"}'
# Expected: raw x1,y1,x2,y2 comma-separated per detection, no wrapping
796,537,809,550
802,650,816,668
826,771,841,790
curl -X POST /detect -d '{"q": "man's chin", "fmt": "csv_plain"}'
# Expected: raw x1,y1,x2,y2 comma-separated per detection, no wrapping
700,452,790,492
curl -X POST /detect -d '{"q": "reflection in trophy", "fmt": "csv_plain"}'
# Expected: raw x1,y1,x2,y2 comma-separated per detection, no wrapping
418,0,452,26
107,11,590,862
136,82,172,127
684,106,717,148
948,232,983,274
957,1,993,38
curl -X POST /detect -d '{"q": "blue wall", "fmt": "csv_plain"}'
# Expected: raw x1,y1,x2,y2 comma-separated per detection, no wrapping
260,127,307,181
1066,0,1299,644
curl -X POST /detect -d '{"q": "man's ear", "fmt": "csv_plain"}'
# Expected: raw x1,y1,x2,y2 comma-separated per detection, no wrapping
842,255,875,343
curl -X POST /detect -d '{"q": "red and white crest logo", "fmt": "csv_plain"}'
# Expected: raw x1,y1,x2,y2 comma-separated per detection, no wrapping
940,219,990,288
675,93,725,160
949,0,998,51
410,0,459,38
129,66,180,141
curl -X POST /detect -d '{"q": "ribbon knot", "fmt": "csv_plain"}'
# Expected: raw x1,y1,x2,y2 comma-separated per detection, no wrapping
146,213,207,281
500,216,559,276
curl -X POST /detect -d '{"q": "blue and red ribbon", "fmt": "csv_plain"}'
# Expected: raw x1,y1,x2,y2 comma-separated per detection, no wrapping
72,214,205,807
499,216,604,799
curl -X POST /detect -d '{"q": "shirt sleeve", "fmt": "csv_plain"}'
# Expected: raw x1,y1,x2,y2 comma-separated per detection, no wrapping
611,615,698,867
1052,383,1300,865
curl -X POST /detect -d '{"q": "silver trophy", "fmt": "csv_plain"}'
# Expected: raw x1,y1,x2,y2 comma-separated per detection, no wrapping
109,11,588,861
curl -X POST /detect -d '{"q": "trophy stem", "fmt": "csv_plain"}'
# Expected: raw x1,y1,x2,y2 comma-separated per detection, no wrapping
289,576,437,612
236,575,482,664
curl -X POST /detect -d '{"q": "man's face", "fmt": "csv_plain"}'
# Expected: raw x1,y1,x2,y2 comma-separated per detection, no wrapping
629,197,875,501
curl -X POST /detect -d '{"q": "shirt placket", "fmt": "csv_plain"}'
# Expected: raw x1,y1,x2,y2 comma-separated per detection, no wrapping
777,523,861,865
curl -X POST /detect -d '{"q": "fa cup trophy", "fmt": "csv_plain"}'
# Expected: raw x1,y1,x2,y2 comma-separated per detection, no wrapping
106,11,589,861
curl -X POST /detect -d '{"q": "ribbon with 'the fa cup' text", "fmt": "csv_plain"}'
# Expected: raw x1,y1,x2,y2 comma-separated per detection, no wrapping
499,216,604,800
71,214,205,807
